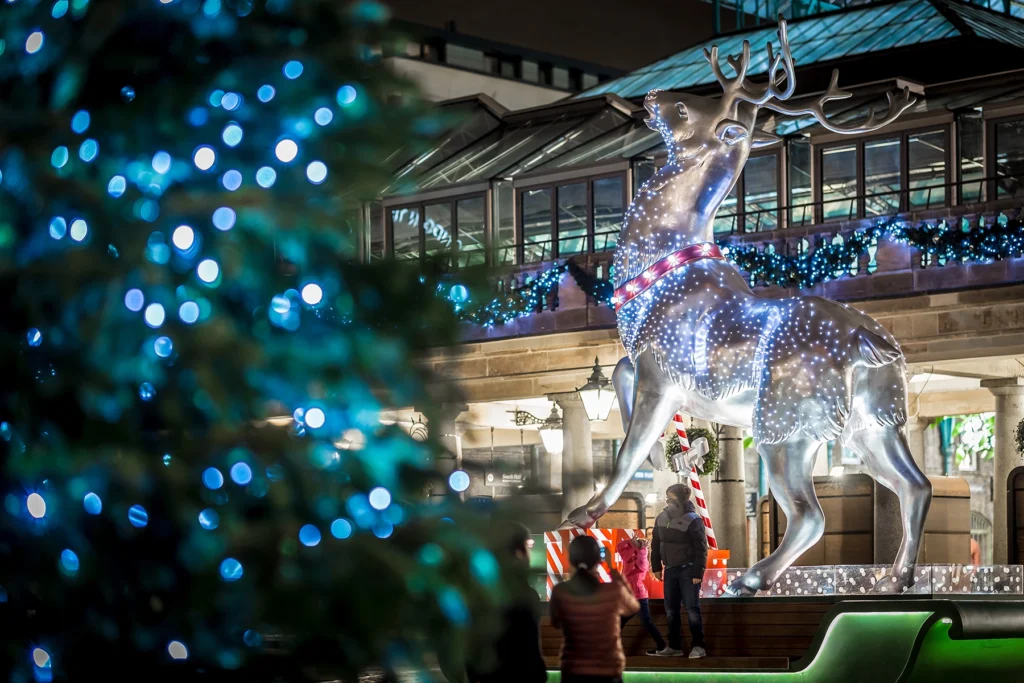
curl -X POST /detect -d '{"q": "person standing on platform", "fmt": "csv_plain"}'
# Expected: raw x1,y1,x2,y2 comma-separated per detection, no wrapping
616,537,666,656
651,483,708,659
467,522,547,683
550,535,639,683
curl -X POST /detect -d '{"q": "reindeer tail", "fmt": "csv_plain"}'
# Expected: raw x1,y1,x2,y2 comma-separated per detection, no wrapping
854,326,901,367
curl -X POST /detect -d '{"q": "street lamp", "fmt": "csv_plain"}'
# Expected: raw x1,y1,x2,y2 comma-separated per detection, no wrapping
538,406,564,455
511,406,563,455
576,357,616,421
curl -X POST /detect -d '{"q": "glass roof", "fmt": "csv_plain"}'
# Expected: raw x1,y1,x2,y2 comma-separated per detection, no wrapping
391,105,634,193
383,102,503,195
498,108,631,177
534,125,663,171
417,116,583,189
381,39,1024,201
581,0,967,100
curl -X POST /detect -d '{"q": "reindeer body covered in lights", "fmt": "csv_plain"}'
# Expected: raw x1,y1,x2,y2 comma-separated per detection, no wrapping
563,19,933,596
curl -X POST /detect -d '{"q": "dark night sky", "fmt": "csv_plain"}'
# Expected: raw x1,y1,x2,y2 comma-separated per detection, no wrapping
384,0,754,72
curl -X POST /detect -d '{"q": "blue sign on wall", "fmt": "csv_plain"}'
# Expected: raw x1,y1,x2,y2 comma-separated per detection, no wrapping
632,469,654,481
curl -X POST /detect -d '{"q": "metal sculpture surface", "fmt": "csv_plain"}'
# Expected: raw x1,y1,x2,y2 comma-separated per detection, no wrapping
563,19,933,595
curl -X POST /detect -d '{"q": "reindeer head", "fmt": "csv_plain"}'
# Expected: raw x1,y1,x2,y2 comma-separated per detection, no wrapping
644,18,916,219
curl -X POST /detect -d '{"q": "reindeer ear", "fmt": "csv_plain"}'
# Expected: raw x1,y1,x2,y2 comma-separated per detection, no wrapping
716,121,748,146
751,128,781,149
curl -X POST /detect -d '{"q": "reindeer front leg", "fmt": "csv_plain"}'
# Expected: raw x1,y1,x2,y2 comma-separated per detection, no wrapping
560,354,680,529
613,357,667,471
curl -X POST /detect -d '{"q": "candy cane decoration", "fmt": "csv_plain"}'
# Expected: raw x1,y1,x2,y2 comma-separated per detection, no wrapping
671,413,718,549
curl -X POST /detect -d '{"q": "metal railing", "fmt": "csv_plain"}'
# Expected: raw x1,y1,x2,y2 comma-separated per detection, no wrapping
713,175,1018,237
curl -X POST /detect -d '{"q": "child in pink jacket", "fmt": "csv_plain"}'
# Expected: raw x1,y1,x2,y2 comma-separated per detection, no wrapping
616,537,667,656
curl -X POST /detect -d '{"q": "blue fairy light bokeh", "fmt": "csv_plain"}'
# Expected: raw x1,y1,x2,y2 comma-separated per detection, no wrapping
0,0,516,678
128,505,148,528
198,508,220,530
298,524,321,547
202,468,224,490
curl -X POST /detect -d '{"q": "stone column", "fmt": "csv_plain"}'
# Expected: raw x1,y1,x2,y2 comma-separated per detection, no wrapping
708,426,749,566
432,403,467,498
904,416,928,472
544,442,564,494
981,378,1024,564
551,392,595,521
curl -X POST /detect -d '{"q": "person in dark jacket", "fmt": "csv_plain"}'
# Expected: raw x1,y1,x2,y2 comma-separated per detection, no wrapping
650,483,708,659
467,523,547,683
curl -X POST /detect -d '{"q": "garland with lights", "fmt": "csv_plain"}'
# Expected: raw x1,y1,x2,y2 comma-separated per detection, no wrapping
446,212,1024,326
444,262,570,326
727,212,1024,287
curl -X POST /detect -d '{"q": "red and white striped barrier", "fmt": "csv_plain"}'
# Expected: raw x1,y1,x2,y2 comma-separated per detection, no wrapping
671,413,718,550
544,528,642,598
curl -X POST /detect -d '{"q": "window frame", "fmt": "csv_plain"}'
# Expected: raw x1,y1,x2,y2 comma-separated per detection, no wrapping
815,125,951,222
985,113,1024,202
385,191,488,268
514,171,628,263
714,148,783,235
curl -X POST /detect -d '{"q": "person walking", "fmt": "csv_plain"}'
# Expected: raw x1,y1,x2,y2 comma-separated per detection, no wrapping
550,535,639,683
466,523,547,683
616,537,666,656
651,483,708,659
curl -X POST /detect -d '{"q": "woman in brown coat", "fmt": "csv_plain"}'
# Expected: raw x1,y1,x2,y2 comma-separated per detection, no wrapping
549,536,639,683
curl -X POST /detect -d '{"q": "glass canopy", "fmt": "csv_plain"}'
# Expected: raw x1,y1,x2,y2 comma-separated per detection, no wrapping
388,97,638,193
382,0,1024,203
578,0,1024,100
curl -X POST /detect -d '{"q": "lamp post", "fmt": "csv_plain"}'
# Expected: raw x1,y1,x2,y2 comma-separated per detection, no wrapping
538,405,564,455
510,406,563,455
576,357,616,422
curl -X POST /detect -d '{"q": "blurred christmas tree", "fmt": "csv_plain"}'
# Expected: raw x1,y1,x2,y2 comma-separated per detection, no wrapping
0,1,516,681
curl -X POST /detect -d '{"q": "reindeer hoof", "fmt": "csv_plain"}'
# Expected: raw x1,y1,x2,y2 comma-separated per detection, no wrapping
559,501,605,529
723,583,758,598
871,571,914,595
723,574,760,597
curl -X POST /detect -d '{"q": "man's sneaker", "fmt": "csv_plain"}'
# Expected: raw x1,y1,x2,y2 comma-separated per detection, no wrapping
645,649,661,656
652,647,685,657
688,646,707,659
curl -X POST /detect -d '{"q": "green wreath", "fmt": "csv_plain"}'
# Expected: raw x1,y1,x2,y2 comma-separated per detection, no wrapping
1015,417,1024,457
664,427,720,476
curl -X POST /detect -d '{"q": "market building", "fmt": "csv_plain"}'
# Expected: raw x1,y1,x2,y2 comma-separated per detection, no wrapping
372,0,1024,570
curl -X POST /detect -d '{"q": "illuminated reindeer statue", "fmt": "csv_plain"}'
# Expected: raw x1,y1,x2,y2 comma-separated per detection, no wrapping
563,19,932,595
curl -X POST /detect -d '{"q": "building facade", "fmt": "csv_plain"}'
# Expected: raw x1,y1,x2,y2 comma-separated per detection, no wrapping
374,0,1024,566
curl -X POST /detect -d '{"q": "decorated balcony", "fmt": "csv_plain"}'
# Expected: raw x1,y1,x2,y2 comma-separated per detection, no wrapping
448,189,1024,345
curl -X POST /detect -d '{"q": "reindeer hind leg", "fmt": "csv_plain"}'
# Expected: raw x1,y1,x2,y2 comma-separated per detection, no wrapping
845,424,931,592
726,435,823,596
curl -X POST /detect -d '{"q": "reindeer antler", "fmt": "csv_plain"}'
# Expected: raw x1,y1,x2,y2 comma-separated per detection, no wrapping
762,69,916,134
704,17,795,106
704,16,916,134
